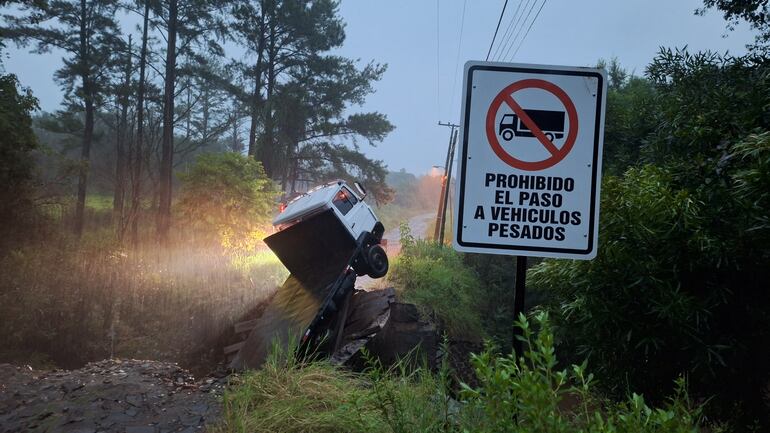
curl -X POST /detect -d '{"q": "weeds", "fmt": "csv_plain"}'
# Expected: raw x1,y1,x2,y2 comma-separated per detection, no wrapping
218,313,701,433
217,342,386,433
389,226,484,340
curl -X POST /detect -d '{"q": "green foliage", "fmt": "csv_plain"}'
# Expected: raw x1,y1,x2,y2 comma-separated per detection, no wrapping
644,49,770,171
532,155,770,427
0,72,40,244
177,152,277,253
460,313,701,433
527,50,770,429
390,226,485,340
700,0,770,50
217,356,387,433
218,314,701,433
598,59,658,174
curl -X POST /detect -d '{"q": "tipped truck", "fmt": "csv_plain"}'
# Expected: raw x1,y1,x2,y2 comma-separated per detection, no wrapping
229,180,389,370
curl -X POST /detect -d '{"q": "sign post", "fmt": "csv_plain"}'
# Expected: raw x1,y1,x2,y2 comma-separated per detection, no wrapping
452,61,607,356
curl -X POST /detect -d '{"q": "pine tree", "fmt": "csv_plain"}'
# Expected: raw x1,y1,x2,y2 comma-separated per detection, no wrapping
2,0,122,237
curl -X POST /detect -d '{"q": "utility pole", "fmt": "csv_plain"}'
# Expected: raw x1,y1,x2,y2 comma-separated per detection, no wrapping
434,121,459,243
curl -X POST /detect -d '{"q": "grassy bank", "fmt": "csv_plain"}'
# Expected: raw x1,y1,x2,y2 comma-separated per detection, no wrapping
216,313,701,433
388,226,484,341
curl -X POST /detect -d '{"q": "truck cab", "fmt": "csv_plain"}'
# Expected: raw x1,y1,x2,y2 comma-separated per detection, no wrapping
266,180,388,283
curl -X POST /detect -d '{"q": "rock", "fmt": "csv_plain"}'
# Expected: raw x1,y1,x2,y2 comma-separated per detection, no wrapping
367,302,439,369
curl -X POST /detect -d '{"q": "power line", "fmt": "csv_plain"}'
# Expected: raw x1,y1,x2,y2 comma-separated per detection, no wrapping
491,0,524,61
496,0,533,61
510,0,548,60
502,0,539,61
436,0,441,120
449,0,468,117
485,0,509,61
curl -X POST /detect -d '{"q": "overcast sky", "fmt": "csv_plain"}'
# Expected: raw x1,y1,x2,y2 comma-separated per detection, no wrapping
2,0,757,175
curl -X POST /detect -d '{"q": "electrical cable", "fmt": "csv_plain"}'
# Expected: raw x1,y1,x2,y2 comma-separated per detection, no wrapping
502,0,539,61
449,0,468,117
497,0,534,61
436,0,441,120
510,0,548,60
485,0,509,61
490,0,523,61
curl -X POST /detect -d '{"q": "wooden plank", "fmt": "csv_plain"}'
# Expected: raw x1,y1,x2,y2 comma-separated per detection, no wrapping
223,341,245,355
234,319,259,334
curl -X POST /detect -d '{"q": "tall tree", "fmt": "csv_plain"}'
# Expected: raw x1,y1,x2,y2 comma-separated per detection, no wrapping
128,0,151,246
276,57,394,202
231,0,267,156
2,0,121,237
153,0,225,242
257,0,346,178
701,0,770,50
0,73,39,245
156,0,178,242
113,35,133,235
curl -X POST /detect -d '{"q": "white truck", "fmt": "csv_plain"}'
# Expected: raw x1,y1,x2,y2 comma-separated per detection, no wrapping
229,180,391,370
266,180,388,282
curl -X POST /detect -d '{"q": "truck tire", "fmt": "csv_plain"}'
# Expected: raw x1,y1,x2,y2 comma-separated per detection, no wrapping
365,244,389,279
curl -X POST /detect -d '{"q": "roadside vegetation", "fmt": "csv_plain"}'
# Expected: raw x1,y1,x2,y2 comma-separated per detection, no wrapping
390,226,484,341
216,313,701,433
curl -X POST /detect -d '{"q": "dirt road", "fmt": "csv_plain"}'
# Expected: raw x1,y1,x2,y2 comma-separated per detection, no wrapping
382,212,434,256
0,360,223,433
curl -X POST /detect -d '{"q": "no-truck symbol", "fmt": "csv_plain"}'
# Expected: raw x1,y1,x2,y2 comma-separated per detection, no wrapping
485,79,578,171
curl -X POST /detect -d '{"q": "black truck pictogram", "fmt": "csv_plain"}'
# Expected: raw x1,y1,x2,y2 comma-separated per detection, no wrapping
499,110,565,142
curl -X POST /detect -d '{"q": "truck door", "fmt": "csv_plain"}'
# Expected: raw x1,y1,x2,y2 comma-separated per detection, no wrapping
337,187,373,238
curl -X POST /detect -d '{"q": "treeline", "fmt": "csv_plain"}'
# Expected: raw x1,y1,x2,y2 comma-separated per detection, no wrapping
1,0,393,245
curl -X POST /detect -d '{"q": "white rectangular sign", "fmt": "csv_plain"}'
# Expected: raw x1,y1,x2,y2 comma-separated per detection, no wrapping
453,61,607,259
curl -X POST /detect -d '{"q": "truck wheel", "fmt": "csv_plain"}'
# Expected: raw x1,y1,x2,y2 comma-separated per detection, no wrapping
502,130,514,141
365,245,389,279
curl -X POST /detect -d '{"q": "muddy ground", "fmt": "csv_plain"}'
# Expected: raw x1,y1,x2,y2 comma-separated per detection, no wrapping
0,360,224,433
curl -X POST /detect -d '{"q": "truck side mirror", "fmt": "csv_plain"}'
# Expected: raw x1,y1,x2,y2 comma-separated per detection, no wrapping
353,182,367,200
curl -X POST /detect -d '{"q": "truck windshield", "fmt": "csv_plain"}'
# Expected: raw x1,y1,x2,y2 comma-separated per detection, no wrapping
333,187,357,215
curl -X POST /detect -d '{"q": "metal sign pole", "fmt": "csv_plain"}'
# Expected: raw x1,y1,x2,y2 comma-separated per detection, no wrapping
512,256,527,358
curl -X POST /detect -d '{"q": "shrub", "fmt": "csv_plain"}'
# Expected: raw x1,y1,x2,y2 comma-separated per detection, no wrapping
0,72,41,246
217,314,702,433
531,153,770,428
459,313,701,433
389,225,485,340
177,152,277,253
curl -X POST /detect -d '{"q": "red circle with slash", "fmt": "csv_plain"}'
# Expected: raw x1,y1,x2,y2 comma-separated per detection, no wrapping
485,79,578,171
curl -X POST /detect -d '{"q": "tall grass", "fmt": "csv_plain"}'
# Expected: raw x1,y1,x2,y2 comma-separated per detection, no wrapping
389,226,484,341
0,236,287,371
216,314,702,433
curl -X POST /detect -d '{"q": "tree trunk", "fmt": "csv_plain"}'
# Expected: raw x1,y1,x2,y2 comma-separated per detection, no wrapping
247,8,267,157
73,0,93,239
258,17,277,177
129,0,151,247
114,35,133,238
157,0,178,244
113,106,126,231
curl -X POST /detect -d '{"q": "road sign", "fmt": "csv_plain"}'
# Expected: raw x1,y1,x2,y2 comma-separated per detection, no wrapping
453,61,607,260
